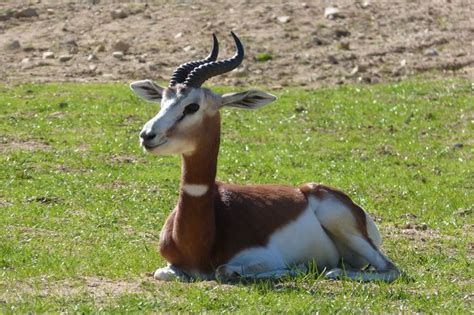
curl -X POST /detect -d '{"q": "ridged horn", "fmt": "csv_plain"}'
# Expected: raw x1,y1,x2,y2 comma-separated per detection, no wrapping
183,31,244,88
169,34,219,87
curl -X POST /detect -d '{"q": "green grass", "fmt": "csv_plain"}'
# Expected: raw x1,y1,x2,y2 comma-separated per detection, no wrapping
0,79,472,313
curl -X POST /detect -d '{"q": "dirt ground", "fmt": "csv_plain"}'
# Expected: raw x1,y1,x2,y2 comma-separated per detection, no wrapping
0,0,473,88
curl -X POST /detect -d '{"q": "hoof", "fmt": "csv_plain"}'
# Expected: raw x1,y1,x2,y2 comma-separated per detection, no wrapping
154,266,178,281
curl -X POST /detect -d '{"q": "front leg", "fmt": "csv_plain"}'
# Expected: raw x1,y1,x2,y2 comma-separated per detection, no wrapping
154,264,191,281
216,263,308,282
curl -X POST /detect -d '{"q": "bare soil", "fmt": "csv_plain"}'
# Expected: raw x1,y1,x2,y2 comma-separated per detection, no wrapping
0,0,472,88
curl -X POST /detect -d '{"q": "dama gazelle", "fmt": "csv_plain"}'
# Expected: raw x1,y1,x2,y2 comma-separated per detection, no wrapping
130,32,400,282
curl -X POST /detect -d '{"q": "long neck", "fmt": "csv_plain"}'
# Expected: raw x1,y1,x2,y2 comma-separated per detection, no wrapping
173,113,220,263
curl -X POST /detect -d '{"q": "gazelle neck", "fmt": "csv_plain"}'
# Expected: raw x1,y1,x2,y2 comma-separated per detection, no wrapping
179,112,221,193
174,113,221,264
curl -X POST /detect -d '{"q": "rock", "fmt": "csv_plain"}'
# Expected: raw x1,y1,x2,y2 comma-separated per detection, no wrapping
334,29,351,38
87,53,98,61
111,9,128,19
324,7,344,19
14,8,39,18
356,0,371,8
112,51,124,59
327,55,338,64
400,59,407,67
94,44,106,53
89,64,97,71
348,66,359,77
20,58,34,69
112,40,130,53
277,16,291,23
301,2,309,8
5,40,21,51
312,36,330,46
47,9,55,15
59,55,73,62
183,45,193,52
175,32,183,39
0,12,13,21
137,54,147,63
42,51,55,59
453,143,463,148
338,41,350,50
424,48,439,57
22,45,35,52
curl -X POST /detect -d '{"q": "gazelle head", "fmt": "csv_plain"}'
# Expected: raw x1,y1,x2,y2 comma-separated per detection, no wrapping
130,32,276,156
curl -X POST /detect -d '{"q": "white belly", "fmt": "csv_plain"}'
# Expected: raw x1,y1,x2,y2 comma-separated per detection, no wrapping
227,206,340,272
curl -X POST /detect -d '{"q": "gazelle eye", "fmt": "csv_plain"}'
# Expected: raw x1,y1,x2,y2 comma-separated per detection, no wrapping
183,103,200,115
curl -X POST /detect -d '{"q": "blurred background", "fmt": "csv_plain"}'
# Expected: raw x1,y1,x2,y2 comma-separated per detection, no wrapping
0,0,472,87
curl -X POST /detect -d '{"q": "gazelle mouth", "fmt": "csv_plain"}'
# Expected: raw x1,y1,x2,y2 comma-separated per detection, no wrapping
143,138,168,150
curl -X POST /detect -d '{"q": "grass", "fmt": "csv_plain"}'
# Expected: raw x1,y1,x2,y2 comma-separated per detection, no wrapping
0,79,472,313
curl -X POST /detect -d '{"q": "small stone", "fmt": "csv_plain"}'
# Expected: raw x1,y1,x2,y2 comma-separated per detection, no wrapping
424,48,439,57
183,45,193,52
87,53,97,61
349,66,359,76
21,58,31,64
94,44,105,53
59,55,73,62
174,32,183,39
14,8,38,18
112,51,124,59
400,59,407,67
137,54,146,63
357,0,371,8
301,2,309,8
112,40,130,53
327,55,338,64
312,36,329,46
453,143,464,148
277,16,291,23
111,9,128,19
5,40,21,51
22,45,35,52
89,64,97,71
334,29,351,38
338,41,350,50
47,9,55,15
42,51,55,59
324,7,344,19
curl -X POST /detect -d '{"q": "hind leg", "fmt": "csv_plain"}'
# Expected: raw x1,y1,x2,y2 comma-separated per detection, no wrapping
303,184,400,282
324,235,400,282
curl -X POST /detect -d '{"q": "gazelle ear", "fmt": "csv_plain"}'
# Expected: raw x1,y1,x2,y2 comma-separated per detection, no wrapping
130,80,164,103
220,90,277,109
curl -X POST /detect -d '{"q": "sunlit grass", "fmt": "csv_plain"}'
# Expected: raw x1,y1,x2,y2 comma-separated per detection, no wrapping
0,79,472,313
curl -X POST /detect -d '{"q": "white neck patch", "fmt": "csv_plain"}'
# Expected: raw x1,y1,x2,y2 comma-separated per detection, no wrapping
182,184,209,197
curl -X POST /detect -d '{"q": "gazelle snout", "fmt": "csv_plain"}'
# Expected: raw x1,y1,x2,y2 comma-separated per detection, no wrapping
139,119,168,150
140,130,156,141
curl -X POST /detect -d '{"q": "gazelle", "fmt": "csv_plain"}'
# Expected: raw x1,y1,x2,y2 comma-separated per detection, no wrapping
130,32,400,282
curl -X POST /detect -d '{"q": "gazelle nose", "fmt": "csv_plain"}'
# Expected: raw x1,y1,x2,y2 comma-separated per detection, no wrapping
140,130,156,141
